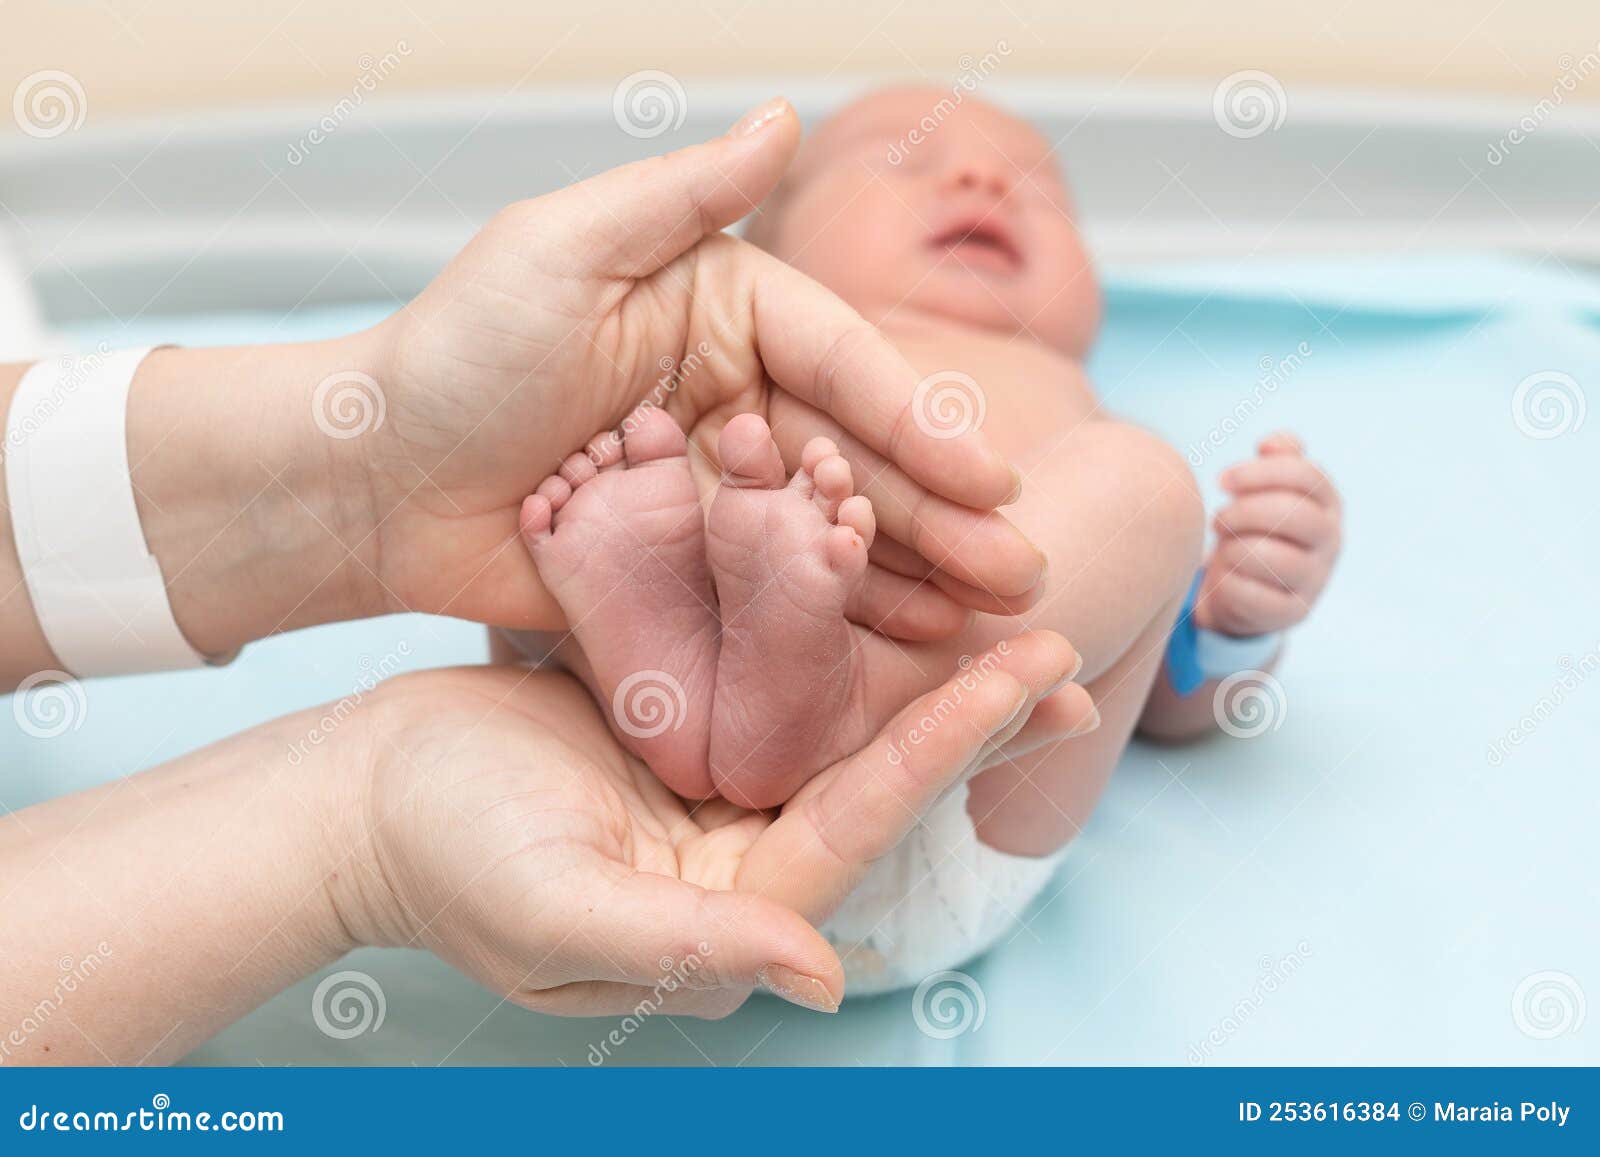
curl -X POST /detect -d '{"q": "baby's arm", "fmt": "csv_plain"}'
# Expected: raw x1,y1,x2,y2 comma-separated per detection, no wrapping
1137,434,1342,742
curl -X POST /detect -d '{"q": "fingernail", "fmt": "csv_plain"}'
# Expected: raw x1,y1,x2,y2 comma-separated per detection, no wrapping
997,684,1031,730
756,964,839,1013
729,97,791,137
1005,465,1024,505
1067,705,1101,737
1065,650,1084,683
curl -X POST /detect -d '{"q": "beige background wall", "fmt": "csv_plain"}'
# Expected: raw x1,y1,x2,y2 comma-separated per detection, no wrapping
2,0,1598,124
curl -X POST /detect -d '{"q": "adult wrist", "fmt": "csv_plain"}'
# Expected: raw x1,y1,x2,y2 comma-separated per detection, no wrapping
126,329,392,656
313,677,435,951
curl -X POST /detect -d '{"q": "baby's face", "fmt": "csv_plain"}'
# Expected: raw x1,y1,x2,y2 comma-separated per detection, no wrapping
751,88,1100,357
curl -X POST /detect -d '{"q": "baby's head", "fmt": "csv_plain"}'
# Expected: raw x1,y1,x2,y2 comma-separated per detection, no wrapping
748,87,1100,357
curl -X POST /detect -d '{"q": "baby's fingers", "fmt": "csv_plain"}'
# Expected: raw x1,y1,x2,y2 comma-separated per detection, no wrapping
1219,456,1338,509
1257,431,1305,457
1213,534,1325,593
1214,491,1339,550
1204,572,1303,637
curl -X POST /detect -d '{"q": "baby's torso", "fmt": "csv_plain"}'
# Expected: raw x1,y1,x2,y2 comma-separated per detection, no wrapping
877,318,1100,466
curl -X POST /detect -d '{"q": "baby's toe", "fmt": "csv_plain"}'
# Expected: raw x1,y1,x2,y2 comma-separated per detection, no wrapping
558,450,600,488
800,435,839,472
824,523,869,576
535,473,572,510
806,453,854,517
519,494,556,545
719,413,787,490
621,406,687,466
583,427,627,470
837,494,876,549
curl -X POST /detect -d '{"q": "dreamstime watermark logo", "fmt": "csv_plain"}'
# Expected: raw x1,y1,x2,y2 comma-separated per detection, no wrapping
612,70,687,139
312,370,387,440
12,670,87,739
885,640,1011,767
285,642,411,765
1487,645,1600,766
1212,670,1286,739
585,944,713,1065
0,942,112,1065
612,669,688,740
285,41,413,165
912,970,986,1039
911,370,986,440
587,340,713,465
1187,343,1313,466
1187,940,1312,1064
1212,71,1288,139
885,40,1012,165
1487,42,1600,165
1511,370,1586,440
12,70,87,139
311,970,386,1039
15,1094,282,1133
1511,970,1586,1040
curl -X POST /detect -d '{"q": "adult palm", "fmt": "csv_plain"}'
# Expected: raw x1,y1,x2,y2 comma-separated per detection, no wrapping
362,100,1043,632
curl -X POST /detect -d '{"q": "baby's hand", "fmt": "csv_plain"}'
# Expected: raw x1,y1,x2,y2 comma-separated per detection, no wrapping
1195,433,1341,637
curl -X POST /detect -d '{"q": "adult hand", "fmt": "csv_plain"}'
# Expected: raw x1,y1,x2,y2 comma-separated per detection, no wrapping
1,99,1045,683
339,632,1088,1017
361,98,1044,633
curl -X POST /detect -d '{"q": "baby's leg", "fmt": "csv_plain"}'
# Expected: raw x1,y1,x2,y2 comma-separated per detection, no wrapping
964,421,1204,853
848,420,1204,855
706,415,875,808
520,408,720,798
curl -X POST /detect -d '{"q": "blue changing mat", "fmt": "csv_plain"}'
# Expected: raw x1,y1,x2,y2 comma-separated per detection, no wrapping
5,253,1597,1066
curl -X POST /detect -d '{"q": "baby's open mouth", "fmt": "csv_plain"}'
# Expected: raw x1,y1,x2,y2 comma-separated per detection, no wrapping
929,215,1024,274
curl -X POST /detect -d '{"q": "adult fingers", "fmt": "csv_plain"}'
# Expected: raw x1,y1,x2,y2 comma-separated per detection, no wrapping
512,979,748,1021
541,97,801,281
866,536,1041,616
738,631,1083,924
977,682,1099,770
749,252,1020,511
538,862,845,1014
768,395,1046,602
844,564,973,641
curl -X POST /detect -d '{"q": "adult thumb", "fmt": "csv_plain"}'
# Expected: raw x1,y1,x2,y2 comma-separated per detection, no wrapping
545,96,799,280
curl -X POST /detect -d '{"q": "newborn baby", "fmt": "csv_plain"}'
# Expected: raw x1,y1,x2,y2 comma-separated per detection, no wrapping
510,88,1343,991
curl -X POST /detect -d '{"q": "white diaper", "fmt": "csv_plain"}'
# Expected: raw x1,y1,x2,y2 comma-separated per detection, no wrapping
820,783,1067,995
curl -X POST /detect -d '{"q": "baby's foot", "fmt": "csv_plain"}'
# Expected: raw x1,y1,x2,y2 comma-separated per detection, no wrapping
521,407,719,798
706,414,876,808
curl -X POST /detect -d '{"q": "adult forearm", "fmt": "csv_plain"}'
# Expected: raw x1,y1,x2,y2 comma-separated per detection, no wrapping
0,333,390,687
0,704,369,1065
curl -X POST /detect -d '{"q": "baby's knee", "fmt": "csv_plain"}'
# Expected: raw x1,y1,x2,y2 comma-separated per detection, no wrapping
1088,421,1206,589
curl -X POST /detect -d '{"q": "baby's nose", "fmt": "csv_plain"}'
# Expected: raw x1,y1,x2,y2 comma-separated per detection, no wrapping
942,158,1011,199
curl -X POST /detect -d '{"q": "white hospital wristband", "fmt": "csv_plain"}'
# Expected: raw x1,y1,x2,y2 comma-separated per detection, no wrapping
5,347,222,676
